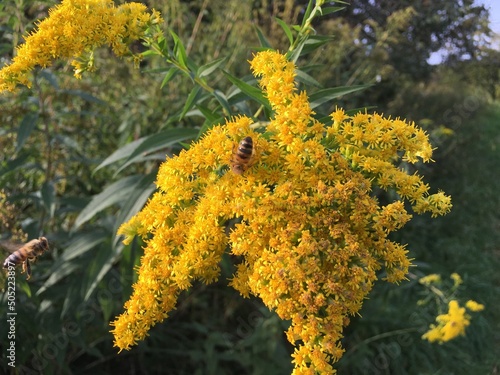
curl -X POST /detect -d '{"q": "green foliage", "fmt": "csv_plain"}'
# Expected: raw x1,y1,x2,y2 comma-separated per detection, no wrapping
0,0,498,374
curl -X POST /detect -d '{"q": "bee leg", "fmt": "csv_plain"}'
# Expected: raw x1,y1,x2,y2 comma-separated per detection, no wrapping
23,260,32,280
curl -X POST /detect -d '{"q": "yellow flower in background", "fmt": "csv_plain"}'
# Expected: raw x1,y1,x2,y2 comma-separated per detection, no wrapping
419,274,442,285
422,299,484,344
0,0,162,91
450,272,463,286
466,300,485,312
111,51,452,374
423,300,470,343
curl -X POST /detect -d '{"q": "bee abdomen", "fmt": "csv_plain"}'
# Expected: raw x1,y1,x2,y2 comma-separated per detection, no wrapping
3,252,23,268
237,136,253,160
230,136,255,175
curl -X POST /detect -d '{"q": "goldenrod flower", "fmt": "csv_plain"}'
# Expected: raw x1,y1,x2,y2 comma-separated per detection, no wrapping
419,274,441,285
422,300,470,343
450,272,463,286
465,300,485,312
423,299,484,344
111,51,451,374
0,0,162,91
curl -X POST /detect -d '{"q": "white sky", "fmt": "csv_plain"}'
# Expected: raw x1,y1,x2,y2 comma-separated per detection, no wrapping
477,0,500,34
428,1,499,64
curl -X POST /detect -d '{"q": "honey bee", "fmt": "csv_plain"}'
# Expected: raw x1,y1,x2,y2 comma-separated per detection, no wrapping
230,136,255,175
2,237,49,280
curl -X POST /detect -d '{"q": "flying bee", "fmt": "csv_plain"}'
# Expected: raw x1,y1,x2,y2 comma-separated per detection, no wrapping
2,237,49,280
230,136,255,175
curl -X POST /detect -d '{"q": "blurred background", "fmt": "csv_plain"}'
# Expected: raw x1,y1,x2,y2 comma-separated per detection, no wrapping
0,0,499,374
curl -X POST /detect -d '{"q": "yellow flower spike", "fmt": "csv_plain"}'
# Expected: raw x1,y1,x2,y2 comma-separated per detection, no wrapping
0,0,162,91
110,50,451,374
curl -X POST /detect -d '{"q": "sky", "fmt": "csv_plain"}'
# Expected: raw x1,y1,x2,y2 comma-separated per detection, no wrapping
478,0,500,34
428,1,499,64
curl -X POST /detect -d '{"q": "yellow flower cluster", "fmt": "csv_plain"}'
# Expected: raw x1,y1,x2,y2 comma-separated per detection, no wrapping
419,272,462,287
0,0,162,91
111,50,452,374
422,299,484,343
419,273,442,286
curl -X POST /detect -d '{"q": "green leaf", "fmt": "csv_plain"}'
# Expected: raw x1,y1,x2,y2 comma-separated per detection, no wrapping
222,71,270,109
61,89,106,104
74,175,143,228
212,90,232,115
195,105,224,124
275,17,294,45
19,280,32,297
59,231,110,263
39,69,59,89
301,1,315,28
253,25,272,49
94,138,144,172
295,69,323,88
160,67,179,89
193,106,225,138
15,113,38,153
41,181,56,219
309,85,371,109
0,154,30,180
301,35,334,56
169,29,188,69
95,128,195,174
180,85,202,120
36,230,109,295
113,173,156,245
320,6,345,16
116,127,197,173
197,57,227,78
83,242,122,302
98,285,114,322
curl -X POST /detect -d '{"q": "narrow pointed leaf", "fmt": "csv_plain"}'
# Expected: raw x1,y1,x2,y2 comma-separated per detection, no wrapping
222,71,270,109
301,35,335,55
115,128,197,173
62,89,105,104
41,181,56,219
0,154,30,178
309,85,371,109
289,40,305,63
212,90,232,115
198,57,227,78
94,138,144,172
195,105,223,124
320,6,345,16
161,67,179,89
253,25,272,48
301,1,315,28
16,113,38,153
113,173,156,244
83,242,122,301
74,175,142,228
295,69,322,88
60,231,110,262
180,85,202,120
37,230,109,295
275,17,294,45
169,29,188,69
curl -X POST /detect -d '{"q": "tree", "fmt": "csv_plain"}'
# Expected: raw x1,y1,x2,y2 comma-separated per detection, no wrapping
310,0,491,112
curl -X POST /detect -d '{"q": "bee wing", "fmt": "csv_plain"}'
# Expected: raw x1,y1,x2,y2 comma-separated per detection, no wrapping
0,240,24,254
